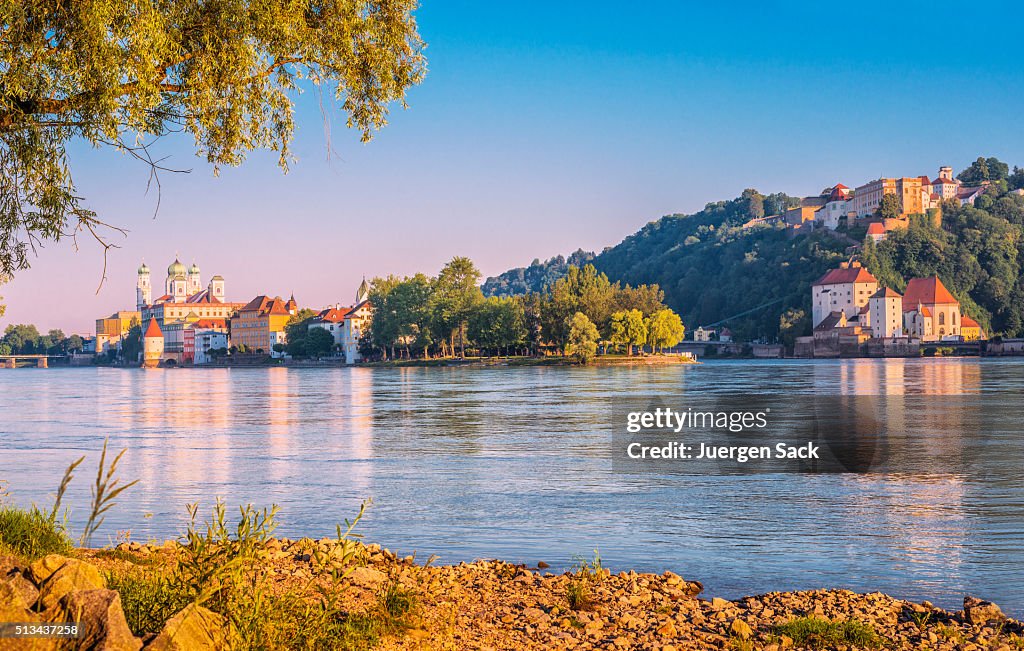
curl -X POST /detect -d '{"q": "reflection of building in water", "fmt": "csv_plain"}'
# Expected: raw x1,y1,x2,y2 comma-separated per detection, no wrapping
844,474,967,586
128,369,235,491
820,358,981,396
264,368,295,485
344,369,374,496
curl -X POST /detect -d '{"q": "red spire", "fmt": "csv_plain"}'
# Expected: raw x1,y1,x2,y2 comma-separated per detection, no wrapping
144,317,163,338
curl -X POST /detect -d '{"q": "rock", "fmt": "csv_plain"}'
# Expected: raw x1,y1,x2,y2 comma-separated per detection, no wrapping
522,607,546,623
710,597,731,610
37,559,105,610
47,589,141,651
684,581,704,596
0,578,30,616
146,604,235,651
5,572,39,608
28,554,69,584
730,618,753,639
537,561,550,569
963,596,1004,625
656,620,677,637
0,554,26,577
348,566,386,588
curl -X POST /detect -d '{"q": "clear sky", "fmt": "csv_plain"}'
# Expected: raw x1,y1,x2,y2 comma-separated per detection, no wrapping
4,1,1024,334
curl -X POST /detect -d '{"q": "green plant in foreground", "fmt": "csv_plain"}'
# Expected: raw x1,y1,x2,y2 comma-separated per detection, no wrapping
81,440,138,547
774,616,880,649
111,497,396,650
909,610,932,630
566,549,603,611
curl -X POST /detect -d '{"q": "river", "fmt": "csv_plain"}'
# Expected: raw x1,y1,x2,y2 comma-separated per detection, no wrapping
1,358,1021,615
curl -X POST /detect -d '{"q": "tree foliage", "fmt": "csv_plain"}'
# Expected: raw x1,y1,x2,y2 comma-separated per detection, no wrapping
0,0,426,276
565,312,598,364
958,156,1010,185
609,309,647,355
304,326,335,357
482,249,595,297
1,322,87,355
876,193,902,221
646,309,685,352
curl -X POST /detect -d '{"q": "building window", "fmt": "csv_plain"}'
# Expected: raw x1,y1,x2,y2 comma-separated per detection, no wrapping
938,313,945,326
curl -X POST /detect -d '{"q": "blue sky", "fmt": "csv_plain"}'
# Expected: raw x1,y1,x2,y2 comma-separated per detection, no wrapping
4,1,1024,333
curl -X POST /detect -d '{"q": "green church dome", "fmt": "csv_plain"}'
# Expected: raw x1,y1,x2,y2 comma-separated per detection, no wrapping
138,262,149,274
167,259,186,276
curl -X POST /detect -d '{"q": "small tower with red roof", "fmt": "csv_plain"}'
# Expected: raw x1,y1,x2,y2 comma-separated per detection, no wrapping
142,318,164,368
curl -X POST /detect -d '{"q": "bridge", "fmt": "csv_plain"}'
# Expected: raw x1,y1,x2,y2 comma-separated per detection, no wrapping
0,354,68,368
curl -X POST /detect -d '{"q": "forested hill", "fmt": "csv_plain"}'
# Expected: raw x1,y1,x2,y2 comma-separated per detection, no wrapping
482,160,1024,341
482,249,595,297
588,192,848,342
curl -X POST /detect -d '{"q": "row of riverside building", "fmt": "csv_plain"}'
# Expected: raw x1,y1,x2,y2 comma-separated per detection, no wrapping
95,257,372,367
801,260,984,357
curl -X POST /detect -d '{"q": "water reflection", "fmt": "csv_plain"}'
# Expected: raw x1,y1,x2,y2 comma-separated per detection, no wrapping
0,359,1020,615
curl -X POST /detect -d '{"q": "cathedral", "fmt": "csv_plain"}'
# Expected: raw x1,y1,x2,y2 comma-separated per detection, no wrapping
136,258,226,310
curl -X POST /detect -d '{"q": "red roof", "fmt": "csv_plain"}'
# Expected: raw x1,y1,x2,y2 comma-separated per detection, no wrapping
961,316,980,328
314,307,350,323
918,176,931,185
833,183,849,190
813,267,878,287
144,318,163,338
866,222,885,234
871,286,902,299
902,276,958,307
192,319,226,330
934,177,957,185
240,295,292,316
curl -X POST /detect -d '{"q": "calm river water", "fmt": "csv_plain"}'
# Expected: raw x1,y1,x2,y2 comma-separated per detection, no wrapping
1,358,1022,615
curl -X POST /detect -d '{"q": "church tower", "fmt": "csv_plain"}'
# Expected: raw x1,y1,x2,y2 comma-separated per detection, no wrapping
208,275,225,302
188,262,202,295
356,277,369,303
136,262,152,310
166,258,187,302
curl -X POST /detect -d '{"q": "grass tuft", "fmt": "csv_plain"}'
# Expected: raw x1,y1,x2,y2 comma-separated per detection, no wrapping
565,549,602,611
774,616,880,649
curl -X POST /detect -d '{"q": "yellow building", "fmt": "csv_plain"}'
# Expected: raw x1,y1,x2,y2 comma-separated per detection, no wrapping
94,311,140,355
960,316,984,341
852,177,928,218
96,311,140,338
230,295,298,353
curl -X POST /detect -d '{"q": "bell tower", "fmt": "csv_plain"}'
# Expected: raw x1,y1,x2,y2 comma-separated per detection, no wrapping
136,262,151,310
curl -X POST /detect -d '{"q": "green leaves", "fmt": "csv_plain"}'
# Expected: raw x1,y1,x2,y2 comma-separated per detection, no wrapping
0,0,427,276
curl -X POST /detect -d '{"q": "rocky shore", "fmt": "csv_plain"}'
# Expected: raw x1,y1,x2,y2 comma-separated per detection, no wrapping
1,539,1020,650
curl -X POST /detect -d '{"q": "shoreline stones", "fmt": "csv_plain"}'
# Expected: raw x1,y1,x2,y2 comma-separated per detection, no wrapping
4,545,1023,650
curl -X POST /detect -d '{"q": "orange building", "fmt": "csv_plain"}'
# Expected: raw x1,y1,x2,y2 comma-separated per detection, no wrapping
230,295,298,353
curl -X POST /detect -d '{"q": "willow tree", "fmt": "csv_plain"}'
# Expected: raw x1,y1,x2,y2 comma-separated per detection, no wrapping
0,1,426,277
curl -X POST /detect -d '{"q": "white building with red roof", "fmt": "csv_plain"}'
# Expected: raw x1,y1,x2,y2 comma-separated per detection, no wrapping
811,262,879,329
308,279,373,364
902,276,961,340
